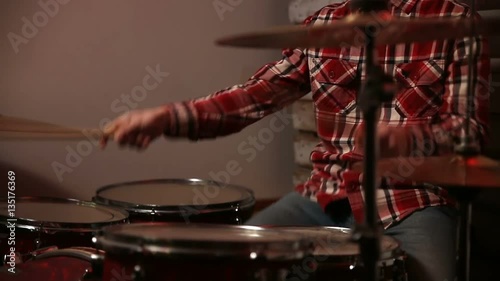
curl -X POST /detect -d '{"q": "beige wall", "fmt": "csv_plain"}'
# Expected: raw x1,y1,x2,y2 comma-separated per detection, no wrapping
0,0,296,200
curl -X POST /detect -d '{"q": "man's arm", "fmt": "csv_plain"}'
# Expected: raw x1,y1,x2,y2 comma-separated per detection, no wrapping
355,32,491,158
100,48,311,149
100,12,323,149
409,33,491,156
163,47,311,140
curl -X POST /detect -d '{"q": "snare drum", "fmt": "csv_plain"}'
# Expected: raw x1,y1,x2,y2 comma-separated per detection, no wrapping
93,179,256,224
96,223,314,281
272,227,407,281
0,247,103,281
0,197,128,263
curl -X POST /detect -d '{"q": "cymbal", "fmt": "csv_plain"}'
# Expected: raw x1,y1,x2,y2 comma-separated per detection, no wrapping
352,155,500,189
216,13,500,49
0,115,105,140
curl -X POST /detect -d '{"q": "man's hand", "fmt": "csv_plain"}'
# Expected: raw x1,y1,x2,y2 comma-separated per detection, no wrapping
100,106,170,150
354,123,411,158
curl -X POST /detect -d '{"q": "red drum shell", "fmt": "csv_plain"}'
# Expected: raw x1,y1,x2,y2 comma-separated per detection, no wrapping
97,223,314,281
0,247,103,281
0,197,128,260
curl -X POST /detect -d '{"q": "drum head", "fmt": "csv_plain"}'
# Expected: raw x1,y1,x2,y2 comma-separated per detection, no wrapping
269,227,400,260
0,197,128,230
97,223,313,260
93,179,255,213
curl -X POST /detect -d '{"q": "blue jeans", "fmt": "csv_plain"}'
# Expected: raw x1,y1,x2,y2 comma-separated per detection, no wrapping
246,192,457,281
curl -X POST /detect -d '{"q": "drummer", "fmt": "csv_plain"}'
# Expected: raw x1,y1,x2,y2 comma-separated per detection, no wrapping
100,0,491,281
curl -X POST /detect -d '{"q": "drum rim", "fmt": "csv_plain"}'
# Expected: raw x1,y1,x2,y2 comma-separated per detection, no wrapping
31,247,104,262
92,178,256,214
0,196,129,231
96,222,313,260
262,226,402,262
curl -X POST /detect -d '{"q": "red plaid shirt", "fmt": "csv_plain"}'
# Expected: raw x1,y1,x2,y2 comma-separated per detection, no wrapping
164,0,491,228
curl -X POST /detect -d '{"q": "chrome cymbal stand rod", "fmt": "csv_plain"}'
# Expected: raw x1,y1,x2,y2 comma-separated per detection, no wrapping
455,1,479,281
349,2,392,281
456,0,479,157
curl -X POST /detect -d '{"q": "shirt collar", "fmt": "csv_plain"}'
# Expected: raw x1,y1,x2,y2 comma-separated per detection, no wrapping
390,0,418,14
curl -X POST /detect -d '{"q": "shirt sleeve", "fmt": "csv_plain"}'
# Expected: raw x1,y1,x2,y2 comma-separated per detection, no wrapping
407,17,491,156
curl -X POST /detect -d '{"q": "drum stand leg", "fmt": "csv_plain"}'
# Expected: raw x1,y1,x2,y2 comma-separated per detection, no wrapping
453,189,479,281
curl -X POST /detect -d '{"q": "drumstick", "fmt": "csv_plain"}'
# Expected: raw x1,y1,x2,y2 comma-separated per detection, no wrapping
0,115,111,140
0,129,107,140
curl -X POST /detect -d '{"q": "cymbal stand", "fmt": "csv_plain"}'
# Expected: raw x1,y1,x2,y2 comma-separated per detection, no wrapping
453,1,480,281
349,2,393,281
449,188,479,281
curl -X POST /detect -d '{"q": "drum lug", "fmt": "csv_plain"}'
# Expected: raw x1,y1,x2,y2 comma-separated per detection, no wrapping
90,252,104,277
81,268,97,281
132,264,145,281
82,252,104,281
350,259,358,271
233,205,241,224
234,215,241,225
2,251,22,266
34,237,42,249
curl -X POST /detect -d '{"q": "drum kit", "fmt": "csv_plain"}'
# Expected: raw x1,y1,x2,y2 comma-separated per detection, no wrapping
0,184,406,281
0,0,499,280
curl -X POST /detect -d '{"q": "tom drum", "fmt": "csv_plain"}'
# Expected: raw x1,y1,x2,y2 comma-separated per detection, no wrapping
0,197,128,264
93,179,256,224
96,223,314,281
